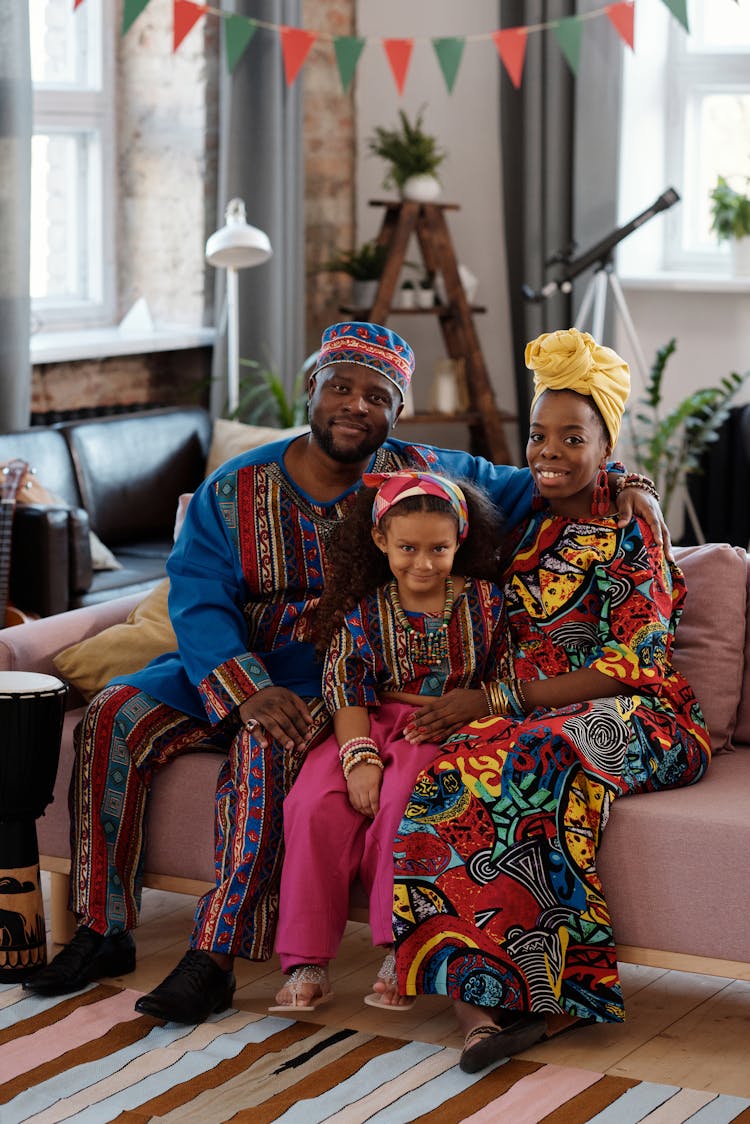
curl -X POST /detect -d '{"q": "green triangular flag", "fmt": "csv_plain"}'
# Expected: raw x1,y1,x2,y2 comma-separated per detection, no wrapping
121,0,151,36
224,15,256,73
660,0,689,32
432,37,465,94
554,16,583,75
333,36,365,93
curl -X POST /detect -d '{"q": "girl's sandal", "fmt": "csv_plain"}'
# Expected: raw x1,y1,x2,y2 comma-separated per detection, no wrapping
459,1015,547,1074
268,964,334,1013
363,950,415,1011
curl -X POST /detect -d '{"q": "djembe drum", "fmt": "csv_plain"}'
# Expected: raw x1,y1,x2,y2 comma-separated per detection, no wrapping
0,671,67,981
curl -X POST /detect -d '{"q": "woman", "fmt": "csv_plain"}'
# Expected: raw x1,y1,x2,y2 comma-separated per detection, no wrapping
386,328,711,1072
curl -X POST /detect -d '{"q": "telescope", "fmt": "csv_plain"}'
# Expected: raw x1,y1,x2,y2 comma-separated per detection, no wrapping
522,187,680,303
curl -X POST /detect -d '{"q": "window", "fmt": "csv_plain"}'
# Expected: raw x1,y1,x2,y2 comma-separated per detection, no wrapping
30,0,116,330
618,0,750,279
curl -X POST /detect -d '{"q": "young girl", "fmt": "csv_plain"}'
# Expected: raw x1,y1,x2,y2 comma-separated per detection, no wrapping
270,470,509,1012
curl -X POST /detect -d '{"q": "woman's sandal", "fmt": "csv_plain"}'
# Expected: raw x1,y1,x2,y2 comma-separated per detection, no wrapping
459,1014,547,1074
363,951,415,1011
268,964,334,1013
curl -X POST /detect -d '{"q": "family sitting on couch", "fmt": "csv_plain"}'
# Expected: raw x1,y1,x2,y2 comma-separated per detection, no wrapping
22,320,709,1075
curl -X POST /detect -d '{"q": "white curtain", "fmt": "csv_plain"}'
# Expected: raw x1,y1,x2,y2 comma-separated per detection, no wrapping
210,0,305,419
0,1,31,431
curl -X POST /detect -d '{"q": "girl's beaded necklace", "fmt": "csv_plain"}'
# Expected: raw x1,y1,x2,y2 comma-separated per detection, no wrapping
388,575,455,665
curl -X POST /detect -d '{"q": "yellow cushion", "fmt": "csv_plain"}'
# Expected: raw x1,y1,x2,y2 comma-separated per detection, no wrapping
53,578,176,700
205,418,308,477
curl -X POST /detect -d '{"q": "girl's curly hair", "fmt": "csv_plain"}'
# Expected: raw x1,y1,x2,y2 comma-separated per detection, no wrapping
315,475,506,654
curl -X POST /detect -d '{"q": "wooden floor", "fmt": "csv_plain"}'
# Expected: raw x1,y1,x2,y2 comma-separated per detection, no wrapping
41,879,750,1101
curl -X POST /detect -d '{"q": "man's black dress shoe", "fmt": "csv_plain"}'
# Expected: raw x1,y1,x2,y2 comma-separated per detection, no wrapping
134,949,236,1024
22,926,136,996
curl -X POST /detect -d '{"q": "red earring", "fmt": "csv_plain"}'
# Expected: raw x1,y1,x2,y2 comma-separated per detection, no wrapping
592,465,610,517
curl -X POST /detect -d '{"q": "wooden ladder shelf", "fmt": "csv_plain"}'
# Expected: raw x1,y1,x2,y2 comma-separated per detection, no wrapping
341,199,514,465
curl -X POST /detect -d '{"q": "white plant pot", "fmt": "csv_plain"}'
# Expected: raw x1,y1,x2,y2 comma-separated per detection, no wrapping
730,237,750,276
416,287,435,309
397,288,416,309
351,279,379,309
401,174,441,203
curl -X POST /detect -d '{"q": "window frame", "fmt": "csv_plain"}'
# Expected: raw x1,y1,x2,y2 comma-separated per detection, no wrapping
617,0,750,280
31,0,117,332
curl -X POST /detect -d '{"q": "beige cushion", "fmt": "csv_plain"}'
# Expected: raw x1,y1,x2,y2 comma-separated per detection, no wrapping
206,418,308,477
53,578,176,700
672,543,748,753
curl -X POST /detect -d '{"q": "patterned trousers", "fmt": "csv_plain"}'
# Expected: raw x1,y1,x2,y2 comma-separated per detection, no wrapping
69,684,330,960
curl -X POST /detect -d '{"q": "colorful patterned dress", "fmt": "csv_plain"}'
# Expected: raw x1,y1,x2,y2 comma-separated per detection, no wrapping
393,514,711,1022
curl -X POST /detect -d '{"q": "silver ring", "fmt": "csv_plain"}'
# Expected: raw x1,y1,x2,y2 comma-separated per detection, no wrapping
245,718,258,730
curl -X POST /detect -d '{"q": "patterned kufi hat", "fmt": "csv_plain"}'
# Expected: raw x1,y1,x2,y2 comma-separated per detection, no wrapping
525,327,630,447
312,322,415,401
362,470,469,543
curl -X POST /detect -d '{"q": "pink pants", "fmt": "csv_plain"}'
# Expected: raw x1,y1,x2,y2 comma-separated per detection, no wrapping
275,701,441,972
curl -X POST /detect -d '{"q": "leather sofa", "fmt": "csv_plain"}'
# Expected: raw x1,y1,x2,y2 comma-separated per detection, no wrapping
0,541,748,980
0,407,212,618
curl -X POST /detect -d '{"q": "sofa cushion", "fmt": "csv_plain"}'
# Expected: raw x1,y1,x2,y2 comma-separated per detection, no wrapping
672,543,747,753
206,418,309,476
54,578,176,699
61,407,211,545
0,429,83,509
733,556,750,748
599,752,750,961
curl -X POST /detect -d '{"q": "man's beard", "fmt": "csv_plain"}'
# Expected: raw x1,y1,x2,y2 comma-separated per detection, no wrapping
310,418,385,464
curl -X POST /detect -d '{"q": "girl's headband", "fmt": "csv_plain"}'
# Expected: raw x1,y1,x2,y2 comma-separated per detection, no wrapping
362,470,469,543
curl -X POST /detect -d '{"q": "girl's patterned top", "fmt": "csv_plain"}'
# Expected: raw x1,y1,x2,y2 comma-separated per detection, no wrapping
323,577,507,713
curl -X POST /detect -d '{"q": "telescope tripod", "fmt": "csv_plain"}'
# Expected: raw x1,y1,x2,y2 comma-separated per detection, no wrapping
574,262,706,544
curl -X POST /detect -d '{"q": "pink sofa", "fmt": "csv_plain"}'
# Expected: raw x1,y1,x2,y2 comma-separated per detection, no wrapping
1,542,748,978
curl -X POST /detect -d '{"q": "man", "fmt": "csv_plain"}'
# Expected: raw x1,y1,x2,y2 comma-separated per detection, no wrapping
24,322,662,1023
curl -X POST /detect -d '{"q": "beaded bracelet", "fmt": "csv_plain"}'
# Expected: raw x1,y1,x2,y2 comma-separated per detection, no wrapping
615,472,660,502
338,735,380,762
342,751,384,779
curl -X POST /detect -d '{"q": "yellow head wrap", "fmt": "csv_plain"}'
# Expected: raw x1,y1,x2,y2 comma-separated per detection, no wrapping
525,327,630,448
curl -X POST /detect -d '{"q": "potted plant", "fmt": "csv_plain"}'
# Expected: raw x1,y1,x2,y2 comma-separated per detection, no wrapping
397,278,416,309
236,351,317,427
709,174,750,275
320,240,389,307
417,270,436,309
627,338,750,529
367,108,446,202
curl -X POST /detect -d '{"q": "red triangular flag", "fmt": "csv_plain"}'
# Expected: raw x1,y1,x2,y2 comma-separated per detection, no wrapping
173,1,207,52
383,39,414,96
606,2,635,50
492,28,528,90
279,26,317,86
74,0,85,9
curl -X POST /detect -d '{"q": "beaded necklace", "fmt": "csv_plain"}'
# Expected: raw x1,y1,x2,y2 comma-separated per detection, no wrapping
388,576,455,665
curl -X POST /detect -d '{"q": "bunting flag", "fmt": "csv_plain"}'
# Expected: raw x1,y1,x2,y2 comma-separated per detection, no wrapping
492,28,528,90
225,14,257,73
554,16,583,75
432,37,465,94
121,0,151,36
660,0,689,32
78,0,709,95
279,26,317,87
383,38,414,96
173,1,206,52
334,36,365,93
606,2,635,50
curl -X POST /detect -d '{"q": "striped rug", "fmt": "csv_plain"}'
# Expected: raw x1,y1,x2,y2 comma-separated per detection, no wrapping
2,983,749,1123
